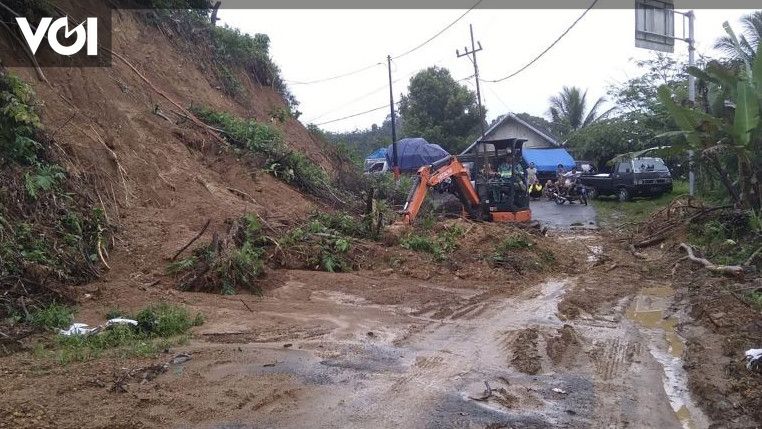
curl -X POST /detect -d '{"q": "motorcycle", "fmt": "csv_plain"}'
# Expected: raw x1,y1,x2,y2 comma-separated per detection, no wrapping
553,173,589,206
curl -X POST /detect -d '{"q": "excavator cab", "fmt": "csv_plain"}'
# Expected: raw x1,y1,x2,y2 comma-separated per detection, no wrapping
470,138,531,222
397,137,531,225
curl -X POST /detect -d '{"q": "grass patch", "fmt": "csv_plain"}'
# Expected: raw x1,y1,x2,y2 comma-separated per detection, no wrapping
401,225,465,261
747,291,762,310
36,303,203,365
593,180,688,227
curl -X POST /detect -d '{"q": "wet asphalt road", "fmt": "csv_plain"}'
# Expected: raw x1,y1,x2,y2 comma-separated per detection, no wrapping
530,199,597,230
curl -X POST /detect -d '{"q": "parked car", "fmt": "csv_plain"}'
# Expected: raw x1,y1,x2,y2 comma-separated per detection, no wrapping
580,157,673,201
363,158,388,174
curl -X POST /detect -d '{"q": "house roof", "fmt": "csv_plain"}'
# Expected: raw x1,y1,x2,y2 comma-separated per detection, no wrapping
460,112,559,155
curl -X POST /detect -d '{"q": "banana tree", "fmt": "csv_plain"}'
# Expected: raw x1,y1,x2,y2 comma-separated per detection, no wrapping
657,23,761,214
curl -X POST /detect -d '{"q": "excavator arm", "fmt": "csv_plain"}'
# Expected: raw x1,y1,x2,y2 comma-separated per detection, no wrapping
400,156,481,224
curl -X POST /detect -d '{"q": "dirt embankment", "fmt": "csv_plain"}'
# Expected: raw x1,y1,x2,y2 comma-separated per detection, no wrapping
2,2,342,307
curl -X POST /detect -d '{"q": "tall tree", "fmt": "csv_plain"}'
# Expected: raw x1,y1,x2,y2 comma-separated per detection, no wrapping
714,10,761,62
398,67,484,153
548,86,613,139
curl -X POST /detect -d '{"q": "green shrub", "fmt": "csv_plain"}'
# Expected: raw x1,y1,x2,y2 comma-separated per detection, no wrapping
28,303,74,330
0,72,42,166
401,225,465,261
136,303,202,337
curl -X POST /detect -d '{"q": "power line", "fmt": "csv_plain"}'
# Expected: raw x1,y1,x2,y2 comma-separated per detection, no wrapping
480,0,599,83
391,0,483,60
312,73,474,127
304,80,399,123
313,103,396,127
286,1,481,86
286,62,384,85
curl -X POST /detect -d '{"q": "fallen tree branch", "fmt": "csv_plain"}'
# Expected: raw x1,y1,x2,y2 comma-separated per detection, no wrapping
172,219,211,261
0,20,48,84
679,243,744,276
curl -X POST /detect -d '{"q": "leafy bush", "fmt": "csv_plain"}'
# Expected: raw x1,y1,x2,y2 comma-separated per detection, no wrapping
28,303,74,330
0,72,42,166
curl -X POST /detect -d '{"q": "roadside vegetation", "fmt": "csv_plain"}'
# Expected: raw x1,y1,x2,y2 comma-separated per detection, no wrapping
0,71,110,332
30,303,203,365
593,180,689,226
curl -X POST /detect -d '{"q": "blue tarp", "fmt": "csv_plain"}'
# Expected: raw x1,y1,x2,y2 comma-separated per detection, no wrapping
385,138,450,172
522,148,575,173
366,147,388,160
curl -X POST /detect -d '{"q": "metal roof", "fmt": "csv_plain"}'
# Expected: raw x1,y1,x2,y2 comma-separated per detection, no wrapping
460,112,559,156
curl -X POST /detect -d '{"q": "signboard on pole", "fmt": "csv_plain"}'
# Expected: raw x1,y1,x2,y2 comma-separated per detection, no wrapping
635,0,675,53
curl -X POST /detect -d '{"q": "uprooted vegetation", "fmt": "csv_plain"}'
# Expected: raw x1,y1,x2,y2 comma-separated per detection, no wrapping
0,72,110,328
169,214,269,295
191,106,351,204
30,303,203,365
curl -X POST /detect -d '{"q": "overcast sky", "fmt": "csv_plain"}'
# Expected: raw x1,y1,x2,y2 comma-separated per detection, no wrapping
218,5,752,134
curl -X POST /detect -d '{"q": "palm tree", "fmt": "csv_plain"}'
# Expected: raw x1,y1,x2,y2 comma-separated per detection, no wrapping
548,86,613,139
714,10,761,62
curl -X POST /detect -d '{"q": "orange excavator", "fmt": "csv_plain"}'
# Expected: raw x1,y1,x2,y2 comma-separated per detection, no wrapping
400,138,532,224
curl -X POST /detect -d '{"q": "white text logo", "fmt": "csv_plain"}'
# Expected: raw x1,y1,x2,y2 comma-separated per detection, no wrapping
16,17,97,56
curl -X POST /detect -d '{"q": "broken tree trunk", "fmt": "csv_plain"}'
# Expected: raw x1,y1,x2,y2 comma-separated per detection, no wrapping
679,243,744,276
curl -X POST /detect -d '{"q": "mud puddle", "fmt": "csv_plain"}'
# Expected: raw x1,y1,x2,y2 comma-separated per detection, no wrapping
625,286,709,429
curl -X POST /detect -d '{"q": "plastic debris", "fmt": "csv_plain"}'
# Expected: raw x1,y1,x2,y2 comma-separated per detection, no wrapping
59,323,96,336
58,318,137,336
745,348,762,371
552,387,568,394
106,318,138,327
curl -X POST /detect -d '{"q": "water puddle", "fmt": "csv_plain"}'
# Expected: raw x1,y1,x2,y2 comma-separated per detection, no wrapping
625,287,708,429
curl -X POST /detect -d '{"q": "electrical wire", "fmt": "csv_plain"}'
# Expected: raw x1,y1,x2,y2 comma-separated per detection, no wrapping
286,62,384,85
480,0,599,83
312,73,474,126
391,0,484,60
286,0,481,86
313,103,397,127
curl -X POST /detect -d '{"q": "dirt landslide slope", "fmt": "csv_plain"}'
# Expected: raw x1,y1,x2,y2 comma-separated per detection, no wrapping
3,1,335,304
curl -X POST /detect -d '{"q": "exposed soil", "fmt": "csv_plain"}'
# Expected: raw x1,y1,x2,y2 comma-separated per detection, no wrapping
1,4,761,428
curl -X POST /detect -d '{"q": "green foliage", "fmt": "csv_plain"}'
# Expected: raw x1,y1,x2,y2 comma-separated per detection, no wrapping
658,33,762,213
169,214,266,294
399,67,484,153
565,115,658,169
323,117,395,160
0,72,43,166
215,64,244,97
593,180,688,227
24,164,65,198
209,25,298,113
28,303,74,330
549,86,614,139
45,303,203,364
687,211,760,266
136,303,203,337
192,106,342,202
401,225,465,261
747,291,762,309
490,232,554,273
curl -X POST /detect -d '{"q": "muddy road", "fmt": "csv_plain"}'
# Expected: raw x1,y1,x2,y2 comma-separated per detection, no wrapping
1,207,713,428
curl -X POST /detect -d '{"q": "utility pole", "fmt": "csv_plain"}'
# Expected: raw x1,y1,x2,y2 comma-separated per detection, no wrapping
457,24,486,167
387,55,400,180
686,10,696,196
